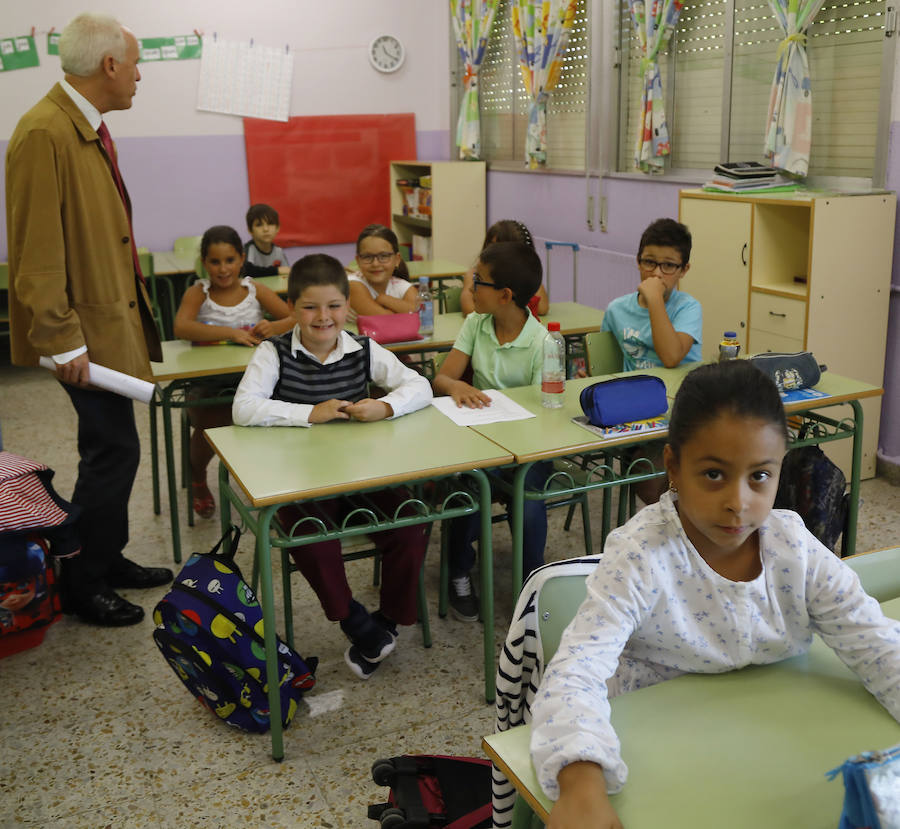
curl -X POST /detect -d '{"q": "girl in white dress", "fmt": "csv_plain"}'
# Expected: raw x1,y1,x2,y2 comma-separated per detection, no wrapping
173,225,293,517
530,359,900,829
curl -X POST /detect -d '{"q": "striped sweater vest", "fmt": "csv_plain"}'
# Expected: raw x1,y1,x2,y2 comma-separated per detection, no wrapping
269,333,371,404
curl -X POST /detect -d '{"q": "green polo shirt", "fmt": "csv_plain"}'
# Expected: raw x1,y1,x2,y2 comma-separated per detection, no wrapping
453,311,547,390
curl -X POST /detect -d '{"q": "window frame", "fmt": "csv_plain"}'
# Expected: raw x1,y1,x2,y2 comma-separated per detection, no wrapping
610,0,897,187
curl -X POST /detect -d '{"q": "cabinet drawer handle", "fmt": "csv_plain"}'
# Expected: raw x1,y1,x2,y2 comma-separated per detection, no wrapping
768,311,787,318
741,243,748,266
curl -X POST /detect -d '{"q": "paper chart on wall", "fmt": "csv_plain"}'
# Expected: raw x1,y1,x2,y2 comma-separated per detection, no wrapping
197,38,293,122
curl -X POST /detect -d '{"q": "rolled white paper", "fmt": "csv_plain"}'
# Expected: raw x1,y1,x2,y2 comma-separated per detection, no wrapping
39,357,157,405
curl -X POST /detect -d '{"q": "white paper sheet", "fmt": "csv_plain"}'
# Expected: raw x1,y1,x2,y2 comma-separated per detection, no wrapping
431,390,536,426
197,38,293,122
39,357,157,404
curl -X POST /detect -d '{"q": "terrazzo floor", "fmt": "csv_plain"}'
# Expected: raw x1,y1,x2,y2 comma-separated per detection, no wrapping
1,361,898,828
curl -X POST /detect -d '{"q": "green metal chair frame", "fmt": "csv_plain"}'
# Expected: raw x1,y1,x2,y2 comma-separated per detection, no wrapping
137,249,176,340
843,546,900,602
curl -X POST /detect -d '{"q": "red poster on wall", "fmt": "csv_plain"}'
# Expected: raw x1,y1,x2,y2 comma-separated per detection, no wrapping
244,114,417,246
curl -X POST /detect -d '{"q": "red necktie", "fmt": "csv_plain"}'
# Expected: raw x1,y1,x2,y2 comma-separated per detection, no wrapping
97,121,145,286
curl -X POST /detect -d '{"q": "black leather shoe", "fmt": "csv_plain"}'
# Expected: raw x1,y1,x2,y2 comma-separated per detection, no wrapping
108,558,174,589
70,589,145,627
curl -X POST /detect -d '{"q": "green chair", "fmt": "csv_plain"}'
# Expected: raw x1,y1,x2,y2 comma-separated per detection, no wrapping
173,234,202,258
498,559,594,829
584,330,623,375
137,249,176,340
843,547,900,602
440,284,463,314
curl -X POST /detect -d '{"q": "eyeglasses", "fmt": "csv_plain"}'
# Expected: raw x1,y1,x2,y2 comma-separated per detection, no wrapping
358,252,396,265
638,257,684,275
472,277,503,290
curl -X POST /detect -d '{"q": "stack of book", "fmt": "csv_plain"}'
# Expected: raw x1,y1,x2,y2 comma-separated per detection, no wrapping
704,161,792,192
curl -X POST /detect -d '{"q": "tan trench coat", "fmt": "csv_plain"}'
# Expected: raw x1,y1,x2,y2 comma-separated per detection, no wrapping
5,83,161,382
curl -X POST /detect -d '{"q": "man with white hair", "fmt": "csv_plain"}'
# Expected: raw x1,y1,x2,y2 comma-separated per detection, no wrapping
6,12,169,626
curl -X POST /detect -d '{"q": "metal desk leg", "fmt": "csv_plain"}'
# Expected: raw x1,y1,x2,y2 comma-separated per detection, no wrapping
150,390,160,515
470,468,495,704
845,400,864,557
254,504,285,761
161,383,183,564
510,462,534,600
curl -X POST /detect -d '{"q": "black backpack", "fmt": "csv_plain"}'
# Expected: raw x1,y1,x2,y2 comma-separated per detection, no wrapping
774,433,848,554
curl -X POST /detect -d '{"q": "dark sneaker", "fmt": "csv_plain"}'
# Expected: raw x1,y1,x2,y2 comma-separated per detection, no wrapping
449,574,479,622
371,610,398,643
344,644,382,680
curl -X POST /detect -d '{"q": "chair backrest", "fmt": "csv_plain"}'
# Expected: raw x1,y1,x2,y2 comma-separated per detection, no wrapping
173,235,202,258
442,285,463,313
843,547,900,603
137,251,154,278
537,571,590,663
194,256,207,282
585,330,623,376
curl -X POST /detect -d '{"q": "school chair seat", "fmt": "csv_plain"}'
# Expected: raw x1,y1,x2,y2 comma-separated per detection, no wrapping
843,546,900,602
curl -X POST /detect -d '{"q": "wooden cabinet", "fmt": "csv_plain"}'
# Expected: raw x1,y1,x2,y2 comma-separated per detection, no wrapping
389,160,485,269
680,189,896,479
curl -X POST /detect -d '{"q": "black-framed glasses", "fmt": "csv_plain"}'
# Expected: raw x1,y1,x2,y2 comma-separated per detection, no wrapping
358,252,396,265
638,257,684,275
473,277,503,290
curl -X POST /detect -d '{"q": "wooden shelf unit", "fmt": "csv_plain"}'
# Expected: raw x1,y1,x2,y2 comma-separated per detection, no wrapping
679,188,896,479
389,160,485,268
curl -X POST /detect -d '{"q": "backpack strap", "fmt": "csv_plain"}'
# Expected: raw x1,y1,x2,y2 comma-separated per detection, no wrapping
207,524,241,562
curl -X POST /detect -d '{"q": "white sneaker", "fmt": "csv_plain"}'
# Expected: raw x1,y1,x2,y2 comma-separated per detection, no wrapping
449,575,479,622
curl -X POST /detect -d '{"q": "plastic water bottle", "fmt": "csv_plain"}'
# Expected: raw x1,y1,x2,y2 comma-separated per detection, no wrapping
417,277,434,337
541,322,566,408
718,331,741,362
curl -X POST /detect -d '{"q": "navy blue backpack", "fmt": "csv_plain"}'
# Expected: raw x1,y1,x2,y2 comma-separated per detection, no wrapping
152,526,317,733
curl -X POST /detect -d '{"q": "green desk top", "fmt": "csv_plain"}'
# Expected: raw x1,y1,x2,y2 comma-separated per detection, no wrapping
471,365,880,464
484,596,900,828
204,405,513,507
153,303,605,379
470,374,667,464
152,250,196,276
152,340,253,382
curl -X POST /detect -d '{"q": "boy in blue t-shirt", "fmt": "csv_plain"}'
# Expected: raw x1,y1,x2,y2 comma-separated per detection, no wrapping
602,218,701,371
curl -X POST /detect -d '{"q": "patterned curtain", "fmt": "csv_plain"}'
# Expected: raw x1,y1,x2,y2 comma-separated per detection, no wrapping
511,0,579,169
451,0,501,160
763,0,826,175
629,0,684,174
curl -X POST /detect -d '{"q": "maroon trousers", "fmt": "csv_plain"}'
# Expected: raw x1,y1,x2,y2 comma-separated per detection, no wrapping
278,488,427,626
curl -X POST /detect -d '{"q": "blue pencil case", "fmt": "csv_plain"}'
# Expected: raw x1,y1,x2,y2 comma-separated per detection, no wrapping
827,743,900,829
579,375,667,427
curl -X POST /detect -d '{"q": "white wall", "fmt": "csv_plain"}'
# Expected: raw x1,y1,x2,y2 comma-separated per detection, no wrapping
0,0,450,139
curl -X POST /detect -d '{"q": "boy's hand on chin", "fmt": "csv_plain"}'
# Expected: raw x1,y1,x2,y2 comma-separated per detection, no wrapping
309,399,352,423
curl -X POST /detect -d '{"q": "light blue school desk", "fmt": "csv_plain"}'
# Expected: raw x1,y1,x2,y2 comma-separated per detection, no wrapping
483,595,900,828
471,367,882,597
204,409,514,760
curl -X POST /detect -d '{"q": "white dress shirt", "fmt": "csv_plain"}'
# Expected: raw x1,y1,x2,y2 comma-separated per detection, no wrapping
232,328,432,427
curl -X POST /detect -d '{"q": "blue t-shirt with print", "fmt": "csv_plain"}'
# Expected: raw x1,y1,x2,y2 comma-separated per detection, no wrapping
601,288,702,371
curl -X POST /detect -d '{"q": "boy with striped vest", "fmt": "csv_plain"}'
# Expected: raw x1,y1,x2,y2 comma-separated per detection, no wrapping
232,254,433,679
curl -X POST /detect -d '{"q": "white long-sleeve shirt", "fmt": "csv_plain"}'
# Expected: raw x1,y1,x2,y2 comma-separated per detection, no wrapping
530,491,900,799
232,328,432,427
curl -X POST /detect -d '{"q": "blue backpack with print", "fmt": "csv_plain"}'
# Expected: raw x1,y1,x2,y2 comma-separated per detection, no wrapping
152,526,317,733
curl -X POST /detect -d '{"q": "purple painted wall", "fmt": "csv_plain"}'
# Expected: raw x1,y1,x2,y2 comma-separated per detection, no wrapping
880,122,900,461
0,128,450,266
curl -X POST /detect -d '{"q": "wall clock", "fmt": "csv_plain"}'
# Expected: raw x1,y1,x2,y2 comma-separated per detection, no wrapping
369,34,405,73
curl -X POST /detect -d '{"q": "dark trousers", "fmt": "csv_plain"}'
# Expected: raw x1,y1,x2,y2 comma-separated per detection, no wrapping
279,488,428,626
59,383,140,595
448,461,552,582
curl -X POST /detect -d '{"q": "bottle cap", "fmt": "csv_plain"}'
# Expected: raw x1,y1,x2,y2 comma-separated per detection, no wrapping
419,276,428,285
548,322,561,331
723,331,737,338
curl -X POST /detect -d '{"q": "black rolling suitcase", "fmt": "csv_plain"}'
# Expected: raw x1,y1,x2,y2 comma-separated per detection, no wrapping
367,755,492,828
